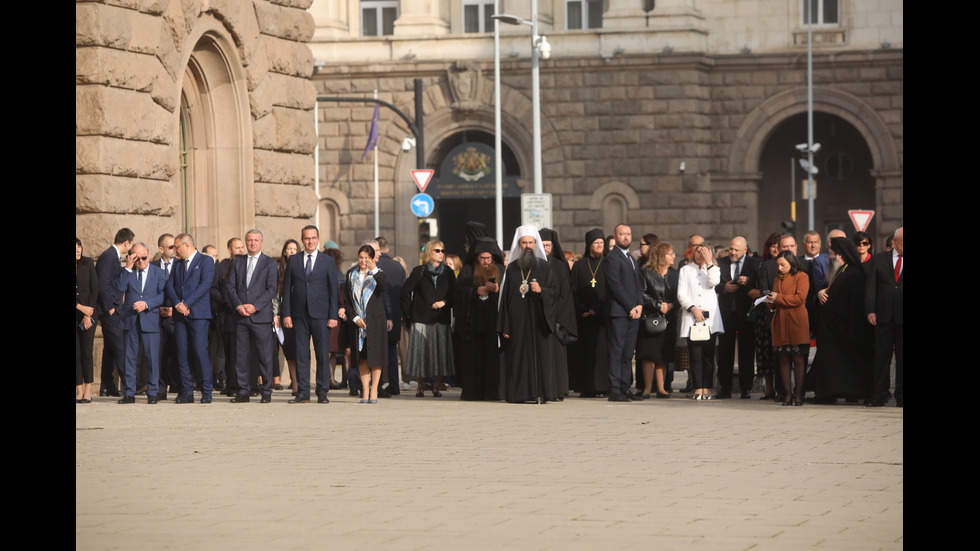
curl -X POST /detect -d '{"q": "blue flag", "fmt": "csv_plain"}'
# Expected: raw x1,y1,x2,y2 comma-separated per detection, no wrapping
361,103,379,161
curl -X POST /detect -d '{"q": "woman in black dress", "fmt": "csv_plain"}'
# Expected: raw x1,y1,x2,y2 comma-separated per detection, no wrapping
636,242,679,398
339,245,390,403
76,237,99,403
274,238,300,393
401,240,455,397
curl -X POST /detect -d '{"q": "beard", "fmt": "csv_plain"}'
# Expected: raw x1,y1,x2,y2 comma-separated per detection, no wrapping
517,248,536,271
825,257,843,286
474,262,499,287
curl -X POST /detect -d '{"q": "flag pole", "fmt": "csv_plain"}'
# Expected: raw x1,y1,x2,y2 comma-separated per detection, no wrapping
373,89,380,238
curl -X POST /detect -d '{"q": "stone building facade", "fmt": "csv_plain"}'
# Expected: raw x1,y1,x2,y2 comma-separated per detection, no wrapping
76,0,319,255
308,0,902,258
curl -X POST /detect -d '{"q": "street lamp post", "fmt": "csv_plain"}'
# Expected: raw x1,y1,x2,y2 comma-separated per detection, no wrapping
492,1,550,198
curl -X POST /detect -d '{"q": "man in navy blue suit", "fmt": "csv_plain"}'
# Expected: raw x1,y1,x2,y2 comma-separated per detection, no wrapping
165,233,216,403
603,223,644,402
116,243,167,404
225,230,279,403
866,226,903,407
282,225,339,403
96,227,134,397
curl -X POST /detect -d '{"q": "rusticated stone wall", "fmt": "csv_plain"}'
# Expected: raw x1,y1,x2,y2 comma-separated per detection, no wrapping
76,0,318,254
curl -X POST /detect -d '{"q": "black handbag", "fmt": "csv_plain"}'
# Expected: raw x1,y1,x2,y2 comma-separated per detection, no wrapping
642,314,668,336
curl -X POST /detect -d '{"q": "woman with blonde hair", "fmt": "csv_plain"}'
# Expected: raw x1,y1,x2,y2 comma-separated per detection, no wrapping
677,242,724,400
401,241,455,397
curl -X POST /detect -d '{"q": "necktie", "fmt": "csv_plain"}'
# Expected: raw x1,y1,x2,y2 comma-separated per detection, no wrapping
247,255,256,287
894,255,902,282
734,259,741,279
138,269,144,292
163,260,170,277
305,254,313,279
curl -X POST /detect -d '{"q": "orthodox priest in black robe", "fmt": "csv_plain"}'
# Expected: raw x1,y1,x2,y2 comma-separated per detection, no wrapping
568,228,612,397
539,228,577,398
455,238,504,401
497,225,559,403
808,237,874,402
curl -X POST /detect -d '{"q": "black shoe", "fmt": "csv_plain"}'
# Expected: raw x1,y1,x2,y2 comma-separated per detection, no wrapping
274,384,284,391
117,395,136,404
714,391,732,399
260,395,272,403
865,401,885,407
317,396,330,404
377,388,391,398
289,396,310,403
231,395,250,403
625,391,645,401
656,392,671,399
608,392,630,402
349,389,359,397
388,389,401,396
759,393,775,400
200,394,212,404
579,392,597,398
740,391,752,399
432,390,443,398
147,396,159,404
175,393,195,404
213,381,225,392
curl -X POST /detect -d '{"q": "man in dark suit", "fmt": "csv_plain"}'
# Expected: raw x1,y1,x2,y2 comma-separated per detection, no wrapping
603,223,644,402
375,236,406,395
96,227,135,397
165,233,216,403
225,230,279,403
715,236,760,399
155,233,179,400
116,243,167,404
865,226,903,407
212,237,244,396
281,225,339,403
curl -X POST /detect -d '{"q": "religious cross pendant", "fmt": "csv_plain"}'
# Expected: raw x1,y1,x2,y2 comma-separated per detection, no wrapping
519,279,529,299
590,278,596,288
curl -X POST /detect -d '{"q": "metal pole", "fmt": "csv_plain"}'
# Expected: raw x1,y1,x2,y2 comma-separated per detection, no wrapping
414,79,424,171
494,0,503,247
531,0,542,195
806,0,815,231
373,89,379,237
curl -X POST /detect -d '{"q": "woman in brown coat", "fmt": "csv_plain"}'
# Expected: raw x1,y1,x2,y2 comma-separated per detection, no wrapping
768,251,810,406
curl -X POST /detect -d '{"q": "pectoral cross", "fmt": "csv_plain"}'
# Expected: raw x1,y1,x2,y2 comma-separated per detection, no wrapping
590,277,596,288
520,280,529,299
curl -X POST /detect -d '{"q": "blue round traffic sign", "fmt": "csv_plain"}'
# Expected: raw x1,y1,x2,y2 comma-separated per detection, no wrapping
410,193,434,217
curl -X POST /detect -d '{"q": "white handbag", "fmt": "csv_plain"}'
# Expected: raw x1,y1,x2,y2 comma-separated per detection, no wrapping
689,321,711,342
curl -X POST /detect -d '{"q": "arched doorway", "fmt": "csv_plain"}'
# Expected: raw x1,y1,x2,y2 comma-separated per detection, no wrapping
427,130,523,257
178,30,253,249
757,112,876,242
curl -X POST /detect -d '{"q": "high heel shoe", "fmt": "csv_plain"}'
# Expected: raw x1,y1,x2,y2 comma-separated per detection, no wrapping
415,389,424,398
760,393,775,400
794,395,804,406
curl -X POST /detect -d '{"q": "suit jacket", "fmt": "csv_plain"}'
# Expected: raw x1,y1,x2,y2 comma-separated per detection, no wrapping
165,251,215,320
281,250,339,321
803,253,829,290
602,247,642,318
77,256,100,325
864,250,903,324
226,253,279,324
116,264,166,332
96,245,125,316
377,253,406,337
715,255,761,322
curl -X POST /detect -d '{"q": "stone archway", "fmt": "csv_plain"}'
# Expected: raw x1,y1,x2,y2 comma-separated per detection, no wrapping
725,87,902,246
178,23,254,251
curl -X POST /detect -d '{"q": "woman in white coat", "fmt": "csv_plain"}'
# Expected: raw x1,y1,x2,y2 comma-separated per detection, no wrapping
677,243,724,400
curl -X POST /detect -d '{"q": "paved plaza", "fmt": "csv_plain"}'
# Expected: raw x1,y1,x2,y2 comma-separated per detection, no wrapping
76,378,902,550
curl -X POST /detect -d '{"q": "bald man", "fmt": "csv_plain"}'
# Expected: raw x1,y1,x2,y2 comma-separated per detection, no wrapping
714,237,761,398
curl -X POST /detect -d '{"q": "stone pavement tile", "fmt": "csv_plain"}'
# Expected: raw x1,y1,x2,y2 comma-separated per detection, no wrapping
78,389,901,550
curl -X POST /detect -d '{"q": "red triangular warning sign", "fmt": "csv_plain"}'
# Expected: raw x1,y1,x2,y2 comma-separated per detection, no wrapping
848,210,875,232
412,170,434,193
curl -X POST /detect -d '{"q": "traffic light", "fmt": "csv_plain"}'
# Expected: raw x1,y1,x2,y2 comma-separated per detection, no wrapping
419,220,431,246
780,220,796,236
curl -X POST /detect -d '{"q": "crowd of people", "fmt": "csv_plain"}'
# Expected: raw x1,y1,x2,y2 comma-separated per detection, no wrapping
77,222,902,407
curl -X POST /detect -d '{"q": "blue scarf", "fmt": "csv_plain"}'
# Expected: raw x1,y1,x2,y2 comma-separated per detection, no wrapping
350,268,377,352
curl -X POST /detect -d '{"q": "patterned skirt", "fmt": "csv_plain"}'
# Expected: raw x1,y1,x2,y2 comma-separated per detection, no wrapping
406,322,455,378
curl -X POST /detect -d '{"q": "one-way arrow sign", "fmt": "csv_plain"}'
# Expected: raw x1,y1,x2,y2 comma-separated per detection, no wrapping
411,169,434,193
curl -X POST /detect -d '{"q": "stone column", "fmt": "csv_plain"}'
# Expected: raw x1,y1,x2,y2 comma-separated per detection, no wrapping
394,0,450,36
310,0,349,39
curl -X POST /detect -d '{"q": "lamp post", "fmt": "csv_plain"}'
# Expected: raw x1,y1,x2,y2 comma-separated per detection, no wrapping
492,1,550,197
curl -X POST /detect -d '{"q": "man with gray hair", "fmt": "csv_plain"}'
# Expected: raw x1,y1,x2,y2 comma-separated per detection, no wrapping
165,233,216,403
226,230,279,403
